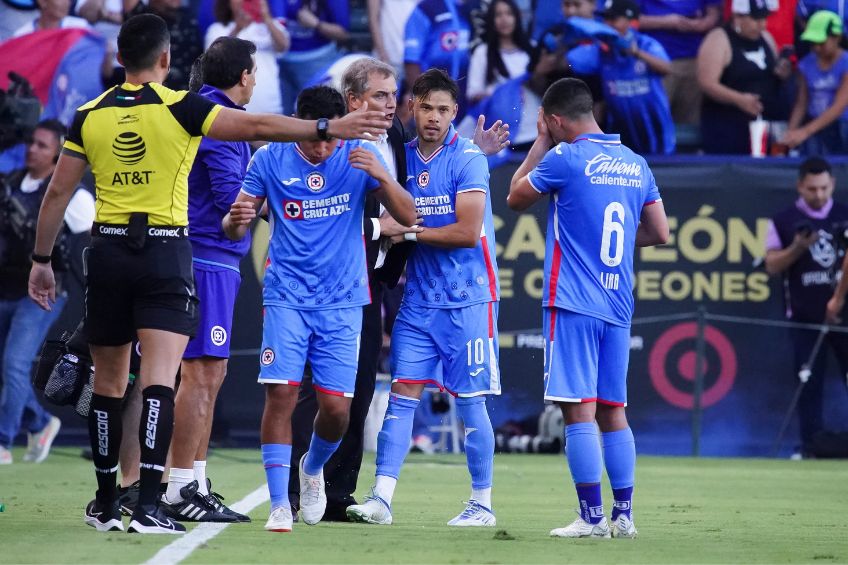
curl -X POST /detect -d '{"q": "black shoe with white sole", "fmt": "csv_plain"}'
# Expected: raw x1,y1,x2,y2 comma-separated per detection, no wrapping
84,499,124,532
160,480,237,523
205,479,251,523
128,504,186,534
118,481,140,516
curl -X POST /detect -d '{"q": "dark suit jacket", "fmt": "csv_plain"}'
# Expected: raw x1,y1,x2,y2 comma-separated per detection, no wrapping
362,117,414,288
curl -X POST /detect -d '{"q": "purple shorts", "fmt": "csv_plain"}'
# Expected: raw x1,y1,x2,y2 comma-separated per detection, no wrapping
183,261,241,359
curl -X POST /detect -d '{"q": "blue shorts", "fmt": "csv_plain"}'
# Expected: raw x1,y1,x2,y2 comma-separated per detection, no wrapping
390,302,501,397
543,307,630,406
258,305,362,397
183,262,241,359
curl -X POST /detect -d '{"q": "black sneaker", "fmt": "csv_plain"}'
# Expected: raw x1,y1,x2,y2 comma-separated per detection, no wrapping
84,498,123,532
205,479,251,523
118,481,140,516
160,480,237,523
128,504,186,534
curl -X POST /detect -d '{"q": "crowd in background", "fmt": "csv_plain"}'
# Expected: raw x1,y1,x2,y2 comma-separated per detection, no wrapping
3,0,848,157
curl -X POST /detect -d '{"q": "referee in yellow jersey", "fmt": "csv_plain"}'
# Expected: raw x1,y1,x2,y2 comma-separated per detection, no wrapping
27,14,391,535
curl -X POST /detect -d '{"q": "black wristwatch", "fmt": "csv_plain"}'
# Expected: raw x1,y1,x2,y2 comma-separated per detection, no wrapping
316,117,330,141
31,253,52,264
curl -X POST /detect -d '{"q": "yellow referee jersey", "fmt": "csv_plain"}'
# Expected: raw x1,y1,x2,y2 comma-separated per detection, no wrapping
63,82,222,226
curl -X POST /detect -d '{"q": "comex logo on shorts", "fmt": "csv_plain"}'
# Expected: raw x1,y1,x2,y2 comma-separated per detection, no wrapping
261,347,275,365
112,132,146,165
210,325,227,346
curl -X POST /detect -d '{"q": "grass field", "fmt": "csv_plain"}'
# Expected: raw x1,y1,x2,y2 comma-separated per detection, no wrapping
0,448,846,564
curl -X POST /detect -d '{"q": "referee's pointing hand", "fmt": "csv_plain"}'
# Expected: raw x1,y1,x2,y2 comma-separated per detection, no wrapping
328,102,391,140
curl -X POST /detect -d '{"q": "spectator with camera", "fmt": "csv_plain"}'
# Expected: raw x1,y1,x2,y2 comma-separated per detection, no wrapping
765,156,848,459
0,119,94,465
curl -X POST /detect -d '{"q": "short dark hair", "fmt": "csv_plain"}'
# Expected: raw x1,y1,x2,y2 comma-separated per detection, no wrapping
34,119,66,144
799,156,832,179
296,86,346,120
411,68,458,103
200,37,257,90
542,78,594,120
118,14,170,74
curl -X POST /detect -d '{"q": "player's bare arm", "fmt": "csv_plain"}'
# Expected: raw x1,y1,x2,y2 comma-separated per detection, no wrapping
508,109,552,211
348,146,418,227
223,192,264,241
28,152,88,311
208,102,392,143
635,201,670,247
406,191,486,249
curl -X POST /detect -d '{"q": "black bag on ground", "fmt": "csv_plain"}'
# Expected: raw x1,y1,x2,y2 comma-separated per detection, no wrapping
33,333,69,392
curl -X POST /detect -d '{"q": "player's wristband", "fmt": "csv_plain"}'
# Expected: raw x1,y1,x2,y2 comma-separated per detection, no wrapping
31,253,52,264
404,232,417,242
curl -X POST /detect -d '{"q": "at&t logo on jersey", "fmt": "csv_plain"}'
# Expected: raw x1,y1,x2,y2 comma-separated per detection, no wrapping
417,170,430,188
307,172,325,192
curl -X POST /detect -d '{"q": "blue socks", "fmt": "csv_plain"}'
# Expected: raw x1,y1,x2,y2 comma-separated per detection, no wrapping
375,393,419,479
261,443,291,511
565,422,604,524
303,432,341,476
603,427,635,520
456,396,494,490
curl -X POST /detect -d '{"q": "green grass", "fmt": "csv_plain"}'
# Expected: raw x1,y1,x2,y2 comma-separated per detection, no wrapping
1,448,846,564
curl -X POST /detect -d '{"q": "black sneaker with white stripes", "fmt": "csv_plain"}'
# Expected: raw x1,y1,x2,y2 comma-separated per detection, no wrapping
84,498,124,532
128,504,186,534
118,480,140,516
159,480,237,523
205,478,251,523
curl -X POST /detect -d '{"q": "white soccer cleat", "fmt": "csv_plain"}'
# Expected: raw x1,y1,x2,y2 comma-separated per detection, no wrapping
298,454,326,525
611,514,637,538
447,500,496,527
264,505,293,532
550,514,611,538
346,488,393,525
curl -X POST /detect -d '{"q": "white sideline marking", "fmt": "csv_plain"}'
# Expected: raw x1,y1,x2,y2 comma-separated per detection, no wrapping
142,484,269,565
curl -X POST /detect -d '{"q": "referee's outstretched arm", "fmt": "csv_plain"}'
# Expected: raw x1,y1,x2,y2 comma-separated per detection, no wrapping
207,101,391,143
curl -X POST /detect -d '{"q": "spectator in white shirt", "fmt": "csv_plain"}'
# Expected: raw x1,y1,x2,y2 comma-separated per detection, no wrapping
12,0,90,37
466,0,532,104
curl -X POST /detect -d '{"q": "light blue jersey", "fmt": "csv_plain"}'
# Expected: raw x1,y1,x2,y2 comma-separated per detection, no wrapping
528,133,661,327
241,140,384,309
403,125,500,308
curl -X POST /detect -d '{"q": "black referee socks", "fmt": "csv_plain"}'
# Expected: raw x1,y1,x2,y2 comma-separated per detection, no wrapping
89,393,123,504
138,385,175,508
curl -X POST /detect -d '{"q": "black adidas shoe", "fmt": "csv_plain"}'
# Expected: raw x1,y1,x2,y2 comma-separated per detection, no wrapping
205,478,251,523
160,480,237,523
84,498,124,532
118,481,140,516
128,504,186,534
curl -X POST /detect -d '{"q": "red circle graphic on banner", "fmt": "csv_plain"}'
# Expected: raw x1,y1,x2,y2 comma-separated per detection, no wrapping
648,322,737,409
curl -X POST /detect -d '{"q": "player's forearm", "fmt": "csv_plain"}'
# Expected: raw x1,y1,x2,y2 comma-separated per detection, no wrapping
417,223,481,248
508,138,548,210
221,214,248,240
376,181,417,226
635,223,667,247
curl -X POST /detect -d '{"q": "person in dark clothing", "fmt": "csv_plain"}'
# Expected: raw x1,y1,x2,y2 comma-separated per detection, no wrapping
765,156,848,458
696,0,791,154
287,57,510,521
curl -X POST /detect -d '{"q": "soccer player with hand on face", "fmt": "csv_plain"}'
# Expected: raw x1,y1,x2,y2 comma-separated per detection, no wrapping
508,78,668,538
223,85,417,532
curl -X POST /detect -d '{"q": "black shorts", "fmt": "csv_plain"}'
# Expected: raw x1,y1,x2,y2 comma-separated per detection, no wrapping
85,237,198,346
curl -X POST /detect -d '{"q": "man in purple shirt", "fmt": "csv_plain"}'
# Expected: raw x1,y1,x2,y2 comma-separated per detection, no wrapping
765,157,848,458
159,36,256,523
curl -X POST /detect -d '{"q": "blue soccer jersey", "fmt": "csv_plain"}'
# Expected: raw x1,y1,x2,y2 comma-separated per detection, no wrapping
404,125,500,308
404,0,471,80
568,33,675,155
528,133,661,327
241,140,384,309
